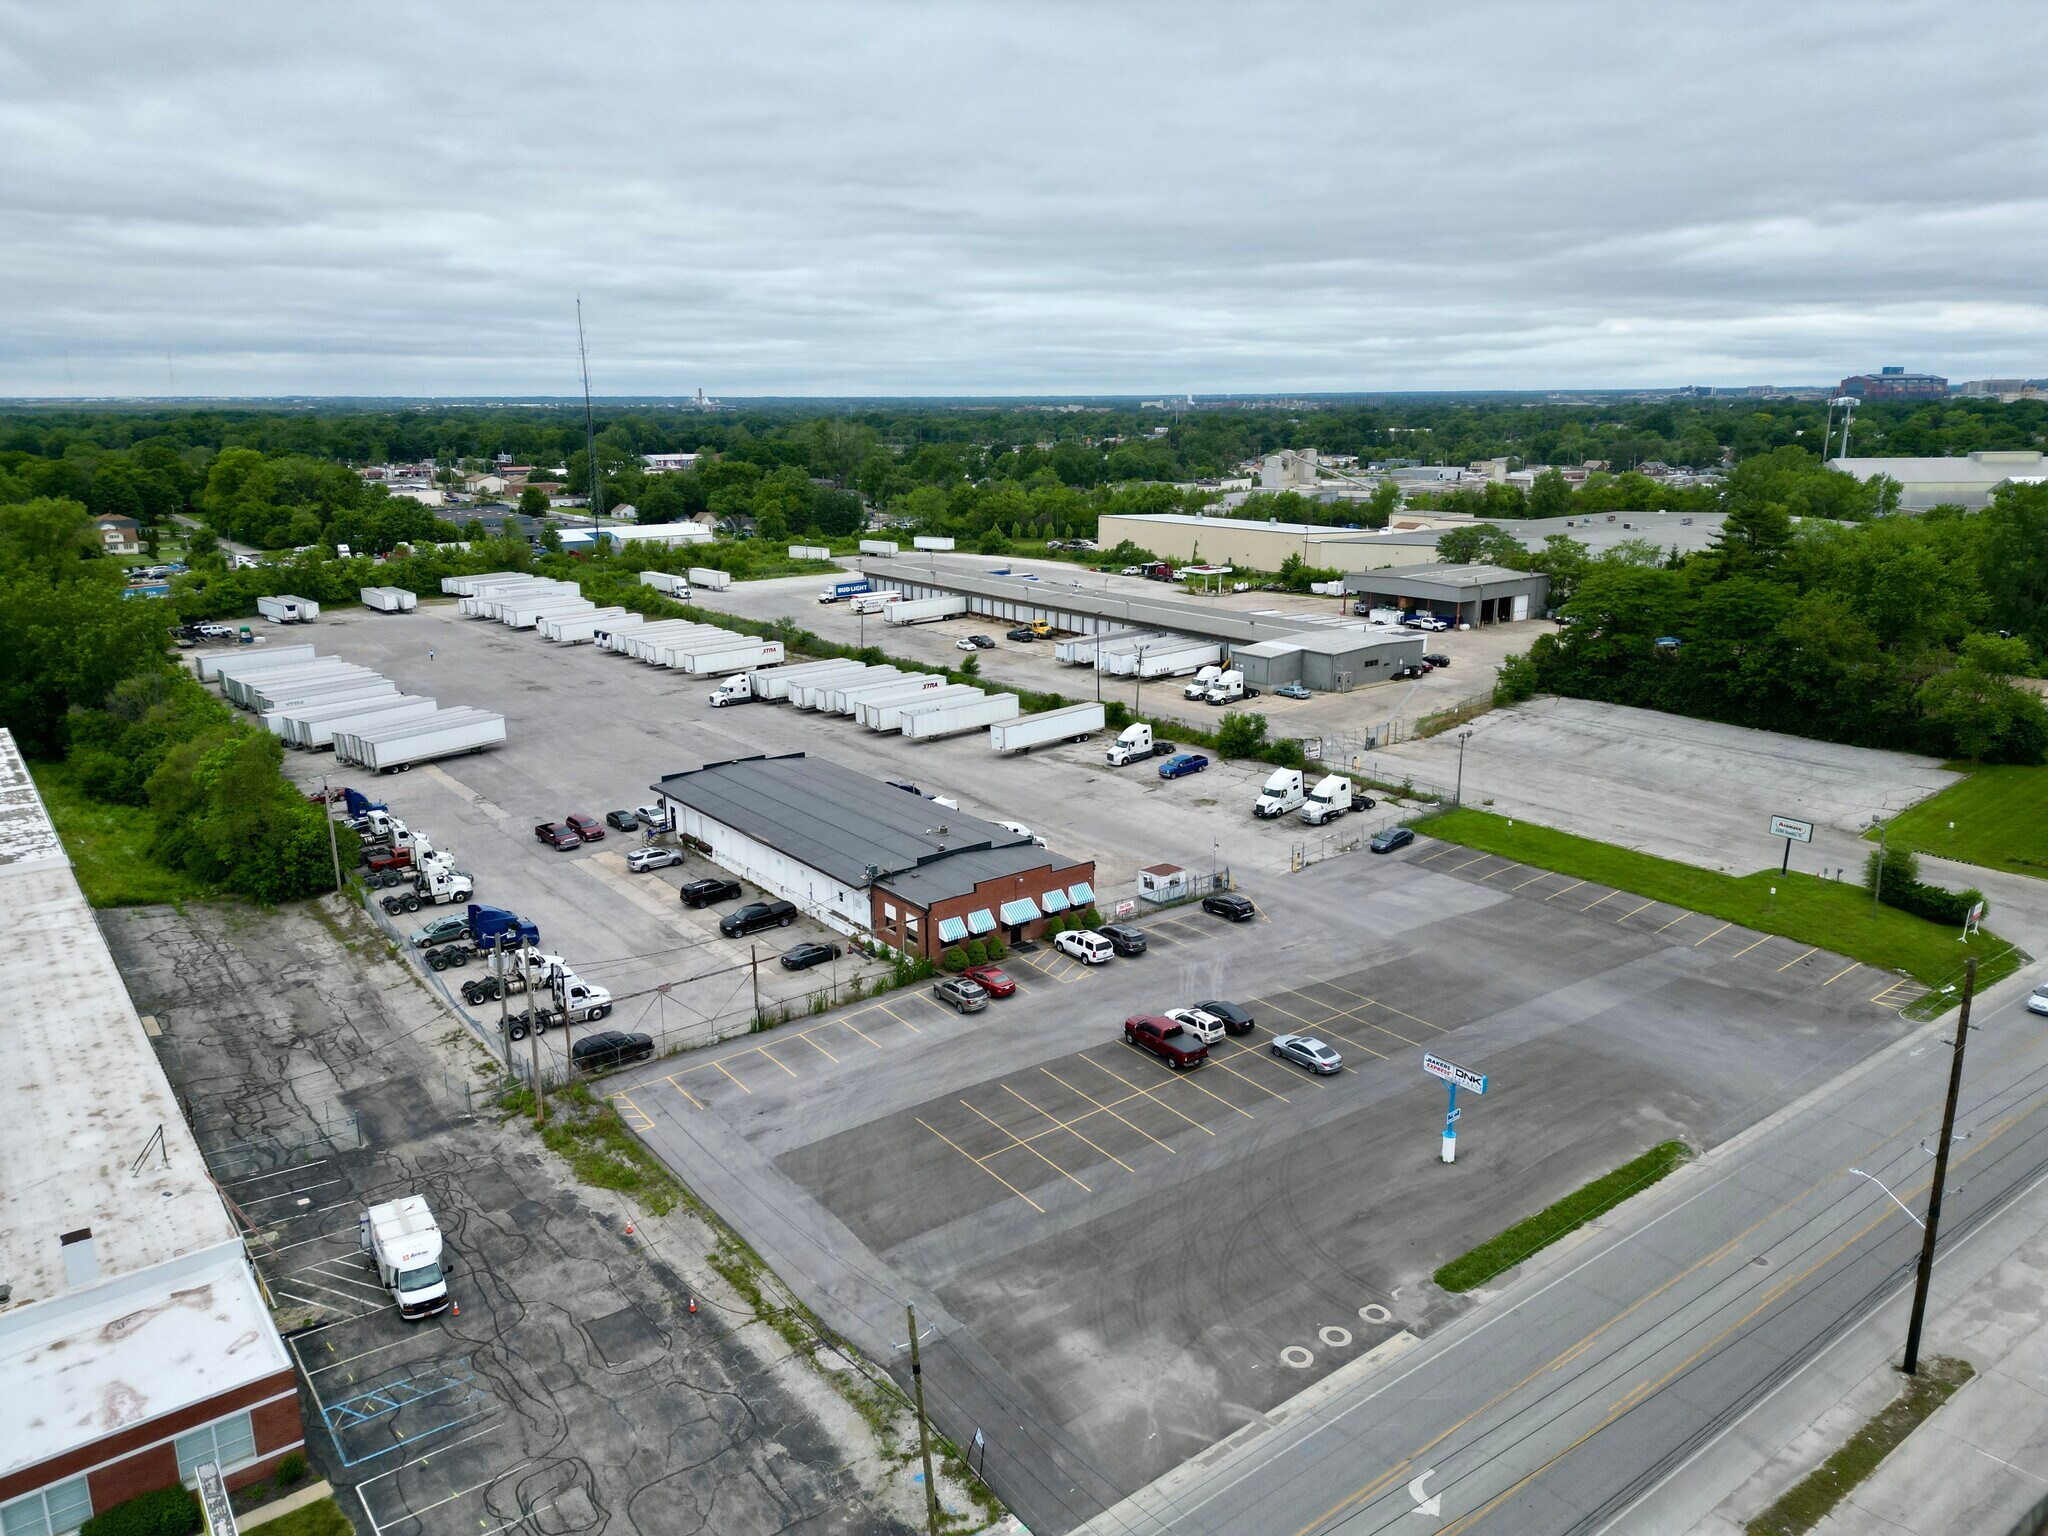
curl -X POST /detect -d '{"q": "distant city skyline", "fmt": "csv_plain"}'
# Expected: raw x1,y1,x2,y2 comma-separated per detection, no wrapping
5,2,2045,397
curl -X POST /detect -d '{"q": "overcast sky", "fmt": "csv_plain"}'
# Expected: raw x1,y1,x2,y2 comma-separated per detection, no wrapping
3,3,2043,398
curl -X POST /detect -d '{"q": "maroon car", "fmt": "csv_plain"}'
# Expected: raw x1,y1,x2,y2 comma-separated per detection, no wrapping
534,821,580,850
565,812,605,842
963,963,1016,998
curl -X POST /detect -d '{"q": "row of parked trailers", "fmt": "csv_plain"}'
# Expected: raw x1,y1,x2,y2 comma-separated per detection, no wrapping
188,641,506,772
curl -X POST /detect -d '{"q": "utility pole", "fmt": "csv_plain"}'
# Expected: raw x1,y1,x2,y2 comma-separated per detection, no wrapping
750,943,762,1025
1133,645,1147,721
1455,729,1473,808
495,943,508,1066
320,775,343,893
1872,819,1887,919
1903,956,1975,1376
907,1304,941,1536
526,939,545,1127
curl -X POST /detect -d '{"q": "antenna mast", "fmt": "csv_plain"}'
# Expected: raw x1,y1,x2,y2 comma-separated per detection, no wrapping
577,297,600,537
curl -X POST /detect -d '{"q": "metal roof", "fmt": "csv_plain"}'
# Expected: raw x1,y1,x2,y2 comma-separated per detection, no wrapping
878,843,1087,907
651,752,1035,890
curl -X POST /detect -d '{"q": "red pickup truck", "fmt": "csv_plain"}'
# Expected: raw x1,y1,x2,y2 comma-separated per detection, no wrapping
1123,1013,1210,1070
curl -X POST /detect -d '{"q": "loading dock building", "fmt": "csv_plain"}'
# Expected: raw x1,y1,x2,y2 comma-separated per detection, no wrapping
0,734,303,1531
1341,564,1550,626
649,753,1094,957
1230,628,1426,691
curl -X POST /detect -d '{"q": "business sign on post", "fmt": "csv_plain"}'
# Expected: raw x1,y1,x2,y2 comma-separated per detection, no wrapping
194,1465,239,1536
1422,1053,1487,1095
1770,815,1814,844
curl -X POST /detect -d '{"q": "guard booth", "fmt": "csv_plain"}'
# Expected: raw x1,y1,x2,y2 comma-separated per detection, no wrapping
1138,863,1191,904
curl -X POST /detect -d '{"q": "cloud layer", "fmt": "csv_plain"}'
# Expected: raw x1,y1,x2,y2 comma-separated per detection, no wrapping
4,2,2044,396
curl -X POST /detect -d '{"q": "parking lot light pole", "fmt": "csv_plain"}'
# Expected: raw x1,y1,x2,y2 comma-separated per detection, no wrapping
319,774,343,893
1871,818,1887,919
1904,956,1976,1376
1455,729,1473,807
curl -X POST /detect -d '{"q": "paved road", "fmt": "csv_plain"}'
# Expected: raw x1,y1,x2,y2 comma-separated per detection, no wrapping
1074,966,2048,1536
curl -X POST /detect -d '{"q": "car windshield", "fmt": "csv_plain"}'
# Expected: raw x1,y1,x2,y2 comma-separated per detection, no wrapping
396,1262,443,1293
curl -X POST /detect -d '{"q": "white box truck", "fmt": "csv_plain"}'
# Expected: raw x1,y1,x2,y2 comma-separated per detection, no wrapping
1254,768,1306,819
359,1196,451,1319
883,596,968,625
1299,775,1360,825
988,701,1106,753
848,590,899,615
904,692,1021,740
861,684,984,732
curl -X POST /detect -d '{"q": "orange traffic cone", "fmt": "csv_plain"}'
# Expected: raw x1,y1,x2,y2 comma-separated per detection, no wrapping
451,1300,460,1317
624,1222,635,1238
688,1296,697,1316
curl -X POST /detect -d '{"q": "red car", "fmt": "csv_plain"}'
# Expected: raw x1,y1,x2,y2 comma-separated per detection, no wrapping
963,963,1016,998
565,813,605,842
534,821,580,850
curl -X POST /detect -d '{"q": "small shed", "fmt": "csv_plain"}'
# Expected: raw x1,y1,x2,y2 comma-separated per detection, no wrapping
1138,863,1191,904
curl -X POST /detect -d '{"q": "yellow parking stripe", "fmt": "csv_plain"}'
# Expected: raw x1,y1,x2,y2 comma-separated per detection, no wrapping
1082,1058,1216,1134
961,1101,1092,1191
1039,1066,1176,1153
1002,1085,1135,1172
1544,879,1587,902
1580,890,1619,913
918,1117,1046,1214
713,1059,753,1095
1775,946,1818,972
798,1030,840,1063
1822,962,1860,986
756,1046,798,1079
1731,934,1773,958
1692,921,1732,947
1653,910,1693,933
1615,899,1657,923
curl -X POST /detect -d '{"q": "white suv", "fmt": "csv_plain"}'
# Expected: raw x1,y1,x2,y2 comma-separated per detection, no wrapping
1053,930,1113,965
1165,1006,1225,1045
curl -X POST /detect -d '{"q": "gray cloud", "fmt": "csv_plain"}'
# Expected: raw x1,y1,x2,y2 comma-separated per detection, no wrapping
2,1,2043,396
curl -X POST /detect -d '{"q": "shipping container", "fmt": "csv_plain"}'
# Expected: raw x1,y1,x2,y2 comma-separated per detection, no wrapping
860,684,986,732
987,701,1108,753
882,595,969,625
194,643,316,682
903,692,1021,740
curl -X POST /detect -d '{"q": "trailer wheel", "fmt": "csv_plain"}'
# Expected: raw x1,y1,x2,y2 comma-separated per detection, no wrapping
381,896,402,915
508,1020,529,1041
402,894,421,913
450,947,470,968
427,949,448,971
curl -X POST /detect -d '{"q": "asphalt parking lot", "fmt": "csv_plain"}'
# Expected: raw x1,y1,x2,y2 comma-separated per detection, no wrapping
107,898,932,1536
615,834,1921,1531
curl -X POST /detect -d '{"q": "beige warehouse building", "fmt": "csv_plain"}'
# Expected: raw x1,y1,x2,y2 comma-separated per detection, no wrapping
1096,512,1446,572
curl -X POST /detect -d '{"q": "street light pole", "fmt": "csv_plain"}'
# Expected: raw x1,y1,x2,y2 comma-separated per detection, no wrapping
1455,729,1473,808
1903,957,1976,1375
1872,819,1887,919
1133,645,1147,721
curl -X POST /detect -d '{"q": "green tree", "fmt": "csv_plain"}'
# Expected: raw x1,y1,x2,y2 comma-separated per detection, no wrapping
1916,634,2048,763
1216,710,1269,757
518,484,549,518
1527,468,1572,518
1365,478,1402,527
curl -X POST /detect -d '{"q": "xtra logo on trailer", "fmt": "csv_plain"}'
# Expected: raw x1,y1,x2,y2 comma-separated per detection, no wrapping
1422,1053,1487,1094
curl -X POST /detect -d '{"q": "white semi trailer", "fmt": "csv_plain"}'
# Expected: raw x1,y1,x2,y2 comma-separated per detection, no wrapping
882,595,968,626
860,684,986,732
335,709,506,772
903,692,1021,740
360,586,418,613
194,643,317,683
749,659,868,702
987,701,1107,753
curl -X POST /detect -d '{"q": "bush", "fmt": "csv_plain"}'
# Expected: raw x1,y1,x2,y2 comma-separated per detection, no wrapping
1866,845,1985,926
984,936,1007,960
1494,649,1541,706
1104,699,1131,728
1076,906,1102,928
1216,710,1269,758
80,1487,200,1536
1044,913,1066,936
276,1451,310,1486
940,945,969,972
965,938,988,964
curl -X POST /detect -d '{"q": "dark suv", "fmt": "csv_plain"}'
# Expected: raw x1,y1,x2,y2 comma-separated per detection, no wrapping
1095,923,1148,956
571,1030,654,1072
680,877,743,908
719,899,798,937
1202,893,1257,922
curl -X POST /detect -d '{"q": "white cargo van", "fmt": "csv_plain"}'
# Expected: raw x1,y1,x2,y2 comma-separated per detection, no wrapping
360,1195,451,1319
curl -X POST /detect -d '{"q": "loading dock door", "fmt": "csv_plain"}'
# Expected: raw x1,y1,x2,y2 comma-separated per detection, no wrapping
1511,593,1529,620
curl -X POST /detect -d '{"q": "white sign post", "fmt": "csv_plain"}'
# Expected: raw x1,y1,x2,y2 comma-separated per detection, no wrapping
1769,814,1813,875
1422,1053,1488,1164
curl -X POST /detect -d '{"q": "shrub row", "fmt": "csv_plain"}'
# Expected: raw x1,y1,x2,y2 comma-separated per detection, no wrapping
938,935,1011,972
1865,845,1985,927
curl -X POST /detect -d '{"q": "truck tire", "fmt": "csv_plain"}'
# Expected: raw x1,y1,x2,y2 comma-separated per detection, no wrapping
592,1004,611,1020
533,1017,548,1036
508,1019,529,1041
382,895,402,915
450,947,470,968
779,915,792,927
401,894,421,913
462,981,484,1005
426,949,446,971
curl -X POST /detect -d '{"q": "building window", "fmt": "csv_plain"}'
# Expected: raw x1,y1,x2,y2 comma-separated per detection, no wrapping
882,902,896,921
2,1478,92,1536
175,1410,258,1482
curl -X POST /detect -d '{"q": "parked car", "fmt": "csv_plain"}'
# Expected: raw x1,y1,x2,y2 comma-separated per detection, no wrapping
1274,683,1312,700
962,963,1016,997
1095,922,1148,956
680,876,744,907
565,813,605,842
1120,565,1143,576
1005,625,1039,642
955,636,981,650
1202,892,1257,922
1164,1006,1226,1045
933,976,990,1013
627,846,685,873
1053,929,1114,964
1370,826,1416,854
1123,1013,1209,1070
1422,653,1451,668
572,1030,655,1072
1270,1033,1343,1075
719,899,798,937
605,809,639,831
779,940,841,971
635,802,672,828
2029,984,2048,1017
1195,999,1255,1036
1158,752,1209,779
409,914,470,949
534,821,581,850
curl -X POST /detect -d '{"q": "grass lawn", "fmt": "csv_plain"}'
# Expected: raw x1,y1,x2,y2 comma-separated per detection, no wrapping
1421,808,2023,999
27,761,213,907
244,1497,354,1536
1436,1140,1690,1292
1876,763,2048,880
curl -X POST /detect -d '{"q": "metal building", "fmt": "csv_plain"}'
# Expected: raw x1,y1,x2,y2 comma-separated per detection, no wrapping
1340,564,1550,625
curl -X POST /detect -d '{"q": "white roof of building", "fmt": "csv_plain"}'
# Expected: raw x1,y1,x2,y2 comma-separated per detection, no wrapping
0,732,284,1478
1830,450,2044,485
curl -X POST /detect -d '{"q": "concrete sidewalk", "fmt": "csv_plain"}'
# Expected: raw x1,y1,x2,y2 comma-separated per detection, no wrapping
1684,1168,2048,1536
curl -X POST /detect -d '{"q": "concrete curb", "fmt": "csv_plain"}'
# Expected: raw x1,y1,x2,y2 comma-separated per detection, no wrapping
239,1480,334,1529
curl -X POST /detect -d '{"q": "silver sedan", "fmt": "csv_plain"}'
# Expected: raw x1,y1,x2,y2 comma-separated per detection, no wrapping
1269,1033,1343,1075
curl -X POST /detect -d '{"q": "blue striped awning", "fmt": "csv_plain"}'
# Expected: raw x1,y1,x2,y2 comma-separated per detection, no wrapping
1040,887,1071,912
967,907,997,934
998,897,1040,925
937,916,968,943
1066,881,1095,906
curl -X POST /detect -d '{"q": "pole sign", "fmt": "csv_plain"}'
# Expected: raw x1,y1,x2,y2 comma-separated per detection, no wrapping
194,1464,239,1536
1422,1053,1487,1095
1770,815,1814,843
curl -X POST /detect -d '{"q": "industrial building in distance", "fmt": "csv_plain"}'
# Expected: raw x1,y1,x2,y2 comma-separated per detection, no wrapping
0,734,304,1531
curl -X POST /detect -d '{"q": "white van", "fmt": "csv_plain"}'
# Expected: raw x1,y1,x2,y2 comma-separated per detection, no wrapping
1054,930,1113,965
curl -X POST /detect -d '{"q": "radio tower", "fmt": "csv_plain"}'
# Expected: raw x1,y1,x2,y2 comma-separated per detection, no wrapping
577,298,600,535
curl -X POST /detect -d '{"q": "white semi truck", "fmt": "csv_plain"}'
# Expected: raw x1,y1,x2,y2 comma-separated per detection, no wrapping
1254,768,1306,819
1105,722,1176,766
359,1195,452,1319
1299,775,1365,825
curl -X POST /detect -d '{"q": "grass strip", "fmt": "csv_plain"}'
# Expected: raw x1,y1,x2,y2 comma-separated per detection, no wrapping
29,761,214,907
1420,808,2024,996
242,1497,354,1536
1876,764,2048,880
501,1082,681,1215
1744,1356,1974,1536
1435,1140,1690,1293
